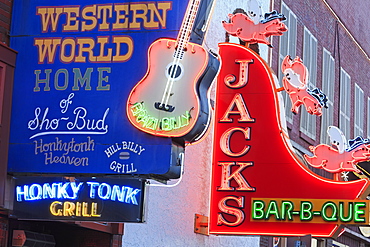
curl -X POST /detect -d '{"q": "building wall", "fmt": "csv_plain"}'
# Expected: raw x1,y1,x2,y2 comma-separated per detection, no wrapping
271,0,370,245
272,0,370,145
325,0,370,56
0,42,15,210
0,0,12,45
0,1,16,245
270,0,370,184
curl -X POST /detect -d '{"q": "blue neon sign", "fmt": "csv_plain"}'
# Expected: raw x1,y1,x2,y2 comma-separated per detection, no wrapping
8,0,187,176
13,176,146,222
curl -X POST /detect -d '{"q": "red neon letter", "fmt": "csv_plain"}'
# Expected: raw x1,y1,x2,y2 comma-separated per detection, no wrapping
220,127,251,157
224,59,253,88
219,93,255,123
217,162,255,191
217,196,245,226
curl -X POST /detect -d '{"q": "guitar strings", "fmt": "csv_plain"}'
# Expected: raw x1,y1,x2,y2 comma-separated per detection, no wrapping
160,0,201,109
164,2,199,106
161,0,198,107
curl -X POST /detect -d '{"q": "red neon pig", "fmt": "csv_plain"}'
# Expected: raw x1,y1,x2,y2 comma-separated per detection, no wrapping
304,144,370,174
281,55,327,116
222,11,287,46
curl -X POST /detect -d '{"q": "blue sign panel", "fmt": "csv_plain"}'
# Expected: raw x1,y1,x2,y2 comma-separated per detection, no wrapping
9,0,187,176
13,176,146,222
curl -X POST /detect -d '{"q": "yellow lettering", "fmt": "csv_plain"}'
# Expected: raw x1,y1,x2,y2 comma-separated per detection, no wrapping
75,38,96,62
63,7,80,31
50,201,63,216
60,38,76,63
91,202,101,217
76,202,82,216
113,36,133,62
37,7,63,32
37,3,171,33
129,4,148,29
49,201,101,218
63,201,76,216
97,5,113,30
34,38,62,64
146,2,172,29
81,5,97,31
96,37,113,62
82,202,91,217
113,4,129,30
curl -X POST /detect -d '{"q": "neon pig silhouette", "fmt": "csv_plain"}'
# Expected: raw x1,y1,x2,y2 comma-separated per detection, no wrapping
304,126,370,173
222,10,288,47
281,55,328,116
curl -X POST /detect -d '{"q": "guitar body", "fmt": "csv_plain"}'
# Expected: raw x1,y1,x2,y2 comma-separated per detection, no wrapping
127,38,217,141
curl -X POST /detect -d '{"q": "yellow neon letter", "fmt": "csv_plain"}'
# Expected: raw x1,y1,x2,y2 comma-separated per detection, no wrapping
63,201,76,216
91,202,102,217
50,201,63,216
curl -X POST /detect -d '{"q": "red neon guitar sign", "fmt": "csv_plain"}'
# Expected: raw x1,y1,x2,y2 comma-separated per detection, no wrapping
209,43,370,237
126,0,218,142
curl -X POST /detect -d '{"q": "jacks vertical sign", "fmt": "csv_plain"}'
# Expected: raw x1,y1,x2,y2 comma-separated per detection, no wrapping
209,43,370,237
9,0,189,176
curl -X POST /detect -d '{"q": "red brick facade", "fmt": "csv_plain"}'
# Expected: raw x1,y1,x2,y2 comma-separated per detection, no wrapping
0,0,12,45
272,0,370,148
271,0,370,245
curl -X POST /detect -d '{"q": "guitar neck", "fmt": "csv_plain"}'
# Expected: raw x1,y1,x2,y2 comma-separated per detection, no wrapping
174,0,201,59
190,0,216,45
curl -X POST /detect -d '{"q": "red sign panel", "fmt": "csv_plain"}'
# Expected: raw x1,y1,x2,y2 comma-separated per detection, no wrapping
209,43,370,237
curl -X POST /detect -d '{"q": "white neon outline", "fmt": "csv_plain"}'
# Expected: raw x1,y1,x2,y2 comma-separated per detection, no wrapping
29,130,107,139
126,38,209,138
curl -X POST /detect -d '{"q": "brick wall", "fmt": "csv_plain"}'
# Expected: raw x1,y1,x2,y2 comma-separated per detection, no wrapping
0,0,12,45
272,0,370,150
326,0,370,56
